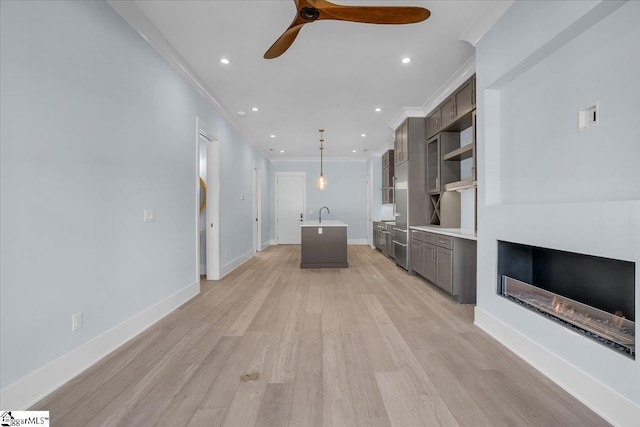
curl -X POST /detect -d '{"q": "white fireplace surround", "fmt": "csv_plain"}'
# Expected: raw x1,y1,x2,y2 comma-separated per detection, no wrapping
474,1,640,426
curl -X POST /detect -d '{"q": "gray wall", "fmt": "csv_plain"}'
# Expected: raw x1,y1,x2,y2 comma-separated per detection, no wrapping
476,0,640,414
0,0,269,390
270,160,367,242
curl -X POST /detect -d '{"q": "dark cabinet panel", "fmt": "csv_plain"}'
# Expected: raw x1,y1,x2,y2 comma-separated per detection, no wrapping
381,149,395,204
440,97,456,129
426,109,441,139
435,248,453,293
394,122,408,166
455,78,474,119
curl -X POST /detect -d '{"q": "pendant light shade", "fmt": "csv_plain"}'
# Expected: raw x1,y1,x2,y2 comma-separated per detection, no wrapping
315,129,328,191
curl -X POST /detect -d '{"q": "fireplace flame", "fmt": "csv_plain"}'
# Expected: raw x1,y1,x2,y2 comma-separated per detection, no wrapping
614,310,626,329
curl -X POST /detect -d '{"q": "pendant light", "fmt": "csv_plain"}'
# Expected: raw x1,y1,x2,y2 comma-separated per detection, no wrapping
315,129,328,191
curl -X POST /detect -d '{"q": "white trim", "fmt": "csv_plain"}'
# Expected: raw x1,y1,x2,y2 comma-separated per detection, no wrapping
348,239,369,245
261,241,271,250
198,118,221,281
459,1,515,47
387,55,477,131
0,281,199,410
268,239,278,246
271,157,367,163
474,307,640,427
274,172,307,245
220,250,254,279
252,165,262,252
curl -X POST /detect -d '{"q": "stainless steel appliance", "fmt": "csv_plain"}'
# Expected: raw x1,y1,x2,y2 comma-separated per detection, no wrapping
393,162,409,269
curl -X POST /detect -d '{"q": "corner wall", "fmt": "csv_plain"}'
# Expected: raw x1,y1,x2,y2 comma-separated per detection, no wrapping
475,1,640,425
0,0,268,408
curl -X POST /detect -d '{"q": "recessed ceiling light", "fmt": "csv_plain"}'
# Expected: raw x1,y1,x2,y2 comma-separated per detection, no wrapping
375,107,382,112
220,58,230,64
401,57,411,64
352,150,357,153
237,111,246,117
270,134,276,138
280,150,285,153
361,134,366,137
252,107,259,112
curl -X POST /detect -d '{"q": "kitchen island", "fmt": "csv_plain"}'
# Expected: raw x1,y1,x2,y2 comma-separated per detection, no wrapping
300,220,348,268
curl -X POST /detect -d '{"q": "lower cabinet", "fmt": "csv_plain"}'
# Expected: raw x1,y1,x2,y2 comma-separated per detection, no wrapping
410,229,476,303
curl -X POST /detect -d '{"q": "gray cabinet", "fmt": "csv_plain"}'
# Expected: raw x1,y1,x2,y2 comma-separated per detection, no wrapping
426,109,441,139
394,122,408,166
410,230,476,303
435,247,453,294
454,77,475,119
411,240,425,277
381,150,394,204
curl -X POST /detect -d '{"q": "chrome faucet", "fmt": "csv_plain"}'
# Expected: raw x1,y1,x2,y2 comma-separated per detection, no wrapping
318,206,330,223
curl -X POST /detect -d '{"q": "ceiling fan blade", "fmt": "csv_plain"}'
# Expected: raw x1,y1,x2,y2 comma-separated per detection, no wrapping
318,5,430,25
264,23,305,59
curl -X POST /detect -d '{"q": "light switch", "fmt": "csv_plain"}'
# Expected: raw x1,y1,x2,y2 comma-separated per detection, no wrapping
578,102,599,132
144,210,155,223
318,227,323,235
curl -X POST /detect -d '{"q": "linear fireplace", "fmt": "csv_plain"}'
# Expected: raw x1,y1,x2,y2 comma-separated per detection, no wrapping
497,241,635,358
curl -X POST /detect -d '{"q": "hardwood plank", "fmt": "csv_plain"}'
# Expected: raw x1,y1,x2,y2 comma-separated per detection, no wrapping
31,246,610,427
255,383,294,427
289,366,323,427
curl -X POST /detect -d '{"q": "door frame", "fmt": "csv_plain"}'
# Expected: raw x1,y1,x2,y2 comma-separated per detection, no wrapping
253,164,261,252
195,117,220,281
274,171,306,244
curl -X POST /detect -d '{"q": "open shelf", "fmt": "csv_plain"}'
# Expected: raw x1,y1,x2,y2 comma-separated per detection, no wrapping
443,142,473,161
444,179,477,192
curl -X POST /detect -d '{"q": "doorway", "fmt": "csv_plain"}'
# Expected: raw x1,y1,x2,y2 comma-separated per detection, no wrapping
195,117,220,281
275,172,306,244
253,165,261,252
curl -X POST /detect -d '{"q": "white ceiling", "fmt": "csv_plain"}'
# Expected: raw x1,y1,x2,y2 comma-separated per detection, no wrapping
124,0,512,159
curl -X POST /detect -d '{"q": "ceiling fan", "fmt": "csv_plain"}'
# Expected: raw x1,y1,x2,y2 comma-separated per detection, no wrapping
264,0,431,59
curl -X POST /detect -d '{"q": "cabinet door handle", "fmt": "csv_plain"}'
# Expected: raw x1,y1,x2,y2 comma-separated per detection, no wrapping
434,251,438,263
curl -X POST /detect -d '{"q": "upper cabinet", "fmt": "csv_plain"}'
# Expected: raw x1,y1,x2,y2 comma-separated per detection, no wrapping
426,75,476,139
381,149,394,204
424,74,477,229
394,121,408,166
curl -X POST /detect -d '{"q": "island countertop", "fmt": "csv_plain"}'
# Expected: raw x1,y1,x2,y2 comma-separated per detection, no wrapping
301,220,348,227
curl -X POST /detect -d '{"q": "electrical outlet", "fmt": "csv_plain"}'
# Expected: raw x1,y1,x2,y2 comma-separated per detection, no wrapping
72,312,82,332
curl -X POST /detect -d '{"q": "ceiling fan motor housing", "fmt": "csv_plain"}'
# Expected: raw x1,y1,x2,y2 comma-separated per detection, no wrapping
300,7,320,21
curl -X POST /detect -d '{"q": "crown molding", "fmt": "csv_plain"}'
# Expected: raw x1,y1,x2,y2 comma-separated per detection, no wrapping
387,55,476,131
388,107,427,130
270,157,367,163
106,1,266,157
420,55,476,118
459,0,515,47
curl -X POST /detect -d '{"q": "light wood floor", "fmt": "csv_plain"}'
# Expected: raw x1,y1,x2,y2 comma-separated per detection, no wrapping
33,245,609,426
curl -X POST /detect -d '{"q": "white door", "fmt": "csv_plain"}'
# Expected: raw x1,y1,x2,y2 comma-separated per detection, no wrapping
275,173,305,244
253,167,261,252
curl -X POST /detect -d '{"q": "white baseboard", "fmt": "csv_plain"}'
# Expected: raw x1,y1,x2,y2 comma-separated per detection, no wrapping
220,249,254,278
261,241,270,250
0,281,200,410
474,307,640,427
268,239,278,246
347,239,368,245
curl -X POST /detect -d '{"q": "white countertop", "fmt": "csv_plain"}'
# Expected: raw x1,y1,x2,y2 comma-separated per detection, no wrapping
410,226,477,241
301,220,348,227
